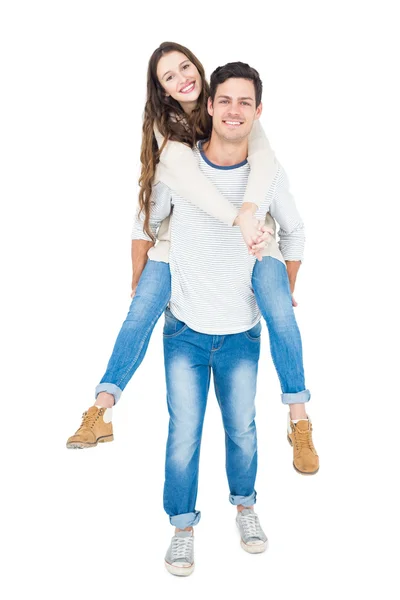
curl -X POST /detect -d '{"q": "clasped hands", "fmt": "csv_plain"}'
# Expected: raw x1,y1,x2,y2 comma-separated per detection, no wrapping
234,209,273,261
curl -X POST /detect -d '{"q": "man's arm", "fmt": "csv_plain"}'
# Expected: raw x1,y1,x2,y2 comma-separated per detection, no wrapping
130,182,172,296
286,260,301,292
131,240,154,297
269,166,305,299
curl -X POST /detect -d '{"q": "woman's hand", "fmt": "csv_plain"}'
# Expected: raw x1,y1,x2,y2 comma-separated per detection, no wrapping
249,225,274,261
234,210,264,250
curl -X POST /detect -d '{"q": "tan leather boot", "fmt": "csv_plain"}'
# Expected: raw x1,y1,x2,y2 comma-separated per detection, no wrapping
287,415,319,475
66,406,114,449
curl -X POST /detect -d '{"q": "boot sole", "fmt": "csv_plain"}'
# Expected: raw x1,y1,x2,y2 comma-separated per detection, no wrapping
287,435,319,475
66,434,114,449
164,561,194,576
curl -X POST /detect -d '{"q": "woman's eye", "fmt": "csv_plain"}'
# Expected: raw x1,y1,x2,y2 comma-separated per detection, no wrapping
183,63,190,70
166,75,174,82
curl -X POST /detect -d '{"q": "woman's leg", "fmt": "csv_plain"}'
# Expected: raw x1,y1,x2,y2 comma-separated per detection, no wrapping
252,257,318,474
94,260,171,404
66,260,171,449
252,257,310,407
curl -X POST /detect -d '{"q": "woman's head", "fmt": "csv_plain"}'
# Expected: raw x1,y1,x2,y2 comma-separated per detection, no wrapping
139,42,212,239
155,47,202,111
145,41,210,131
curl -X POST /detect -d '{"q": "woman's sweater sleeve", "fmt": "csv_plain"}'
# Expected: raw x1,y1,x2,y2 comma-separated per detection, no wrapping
153,126,238,226
245,120,279,208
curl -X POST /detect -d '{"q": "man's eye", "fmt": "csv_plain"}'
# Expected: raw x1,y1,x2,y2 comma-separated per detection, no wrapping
219,100,228,104
241,102,250,106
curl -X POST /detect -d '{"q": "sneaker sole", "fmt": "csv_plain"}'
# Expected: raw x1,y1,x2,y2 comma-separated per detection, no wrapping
164,561,194,576
287,435,319,475
66,435,114,449
240,539,267,554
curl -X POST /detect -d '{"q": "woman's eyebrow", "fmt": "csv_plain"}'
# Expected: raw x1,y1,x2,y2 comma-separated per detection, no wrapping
162,60,190,80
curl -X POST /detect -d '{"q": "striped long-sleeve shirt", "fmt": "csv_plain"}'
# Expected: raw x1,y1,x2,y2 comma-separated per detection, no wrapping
132,142,305,335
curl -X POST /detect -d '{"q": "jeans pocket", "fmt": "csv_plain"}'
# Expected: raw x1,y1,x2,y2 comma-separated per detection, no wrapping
243,321,262,341
163,307,188,338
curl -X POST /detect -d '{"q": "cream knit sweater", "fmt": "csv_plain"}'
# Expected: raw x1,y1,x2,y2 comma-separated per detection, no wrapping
142,121,285,264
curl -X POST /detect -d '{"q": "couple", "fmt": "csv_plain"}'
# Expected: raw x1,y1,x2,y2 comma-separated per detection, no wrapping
66,42,319,576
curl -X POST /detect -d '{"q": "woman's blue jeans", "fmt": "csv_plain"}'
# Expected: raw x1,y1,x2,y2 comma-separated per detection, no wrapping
95,257,310,405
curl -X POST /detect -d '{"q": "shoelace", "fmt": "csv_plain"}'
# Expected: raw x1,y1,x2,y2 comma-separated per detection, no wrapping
293,425,315,452
239,513,262,539
77,408,103,431
171,536,193,562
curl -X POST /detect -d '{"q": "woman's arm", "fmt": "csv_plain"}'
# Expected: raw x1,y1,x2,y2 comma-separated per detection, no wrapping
154,126,264,249
245,120,279,208
154,125,238,225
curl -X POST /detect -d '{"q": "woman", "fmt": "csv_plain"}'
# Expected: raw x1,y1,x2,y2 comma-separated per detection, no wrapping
66,43,314,469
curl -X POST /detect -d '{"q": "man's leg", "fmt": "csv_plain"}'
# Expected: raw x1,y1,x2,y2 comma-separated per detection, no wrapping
66,260,171,449
211,325,267,553
163,313,212,575
252,256,319,474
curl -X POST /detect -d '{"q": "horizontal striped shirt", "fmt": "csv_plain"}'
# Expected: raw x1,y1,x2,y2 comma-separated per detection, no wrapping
132,143,305,335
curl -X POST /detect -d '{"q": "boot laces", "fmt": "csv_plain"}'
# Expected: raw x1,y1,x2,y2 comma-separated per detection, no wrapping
240,513,262,538
293,424,315,452
78,408,103,431
171,536,193,562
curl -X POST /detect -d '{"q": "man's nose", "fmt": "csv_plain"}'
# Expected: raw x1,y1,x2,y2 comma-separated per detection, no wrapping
228,104,241,115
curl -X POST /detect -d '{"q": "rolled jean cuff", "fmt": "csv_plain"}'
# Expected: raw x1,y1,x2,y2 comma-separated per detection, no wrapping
95,383,123,404
229,491,257,506
281,389,311,405
169,511,201,529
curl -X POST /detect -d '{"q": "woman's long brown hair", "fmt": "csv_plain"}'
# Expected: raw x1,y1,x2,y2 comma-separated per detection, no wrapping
138,41,211,240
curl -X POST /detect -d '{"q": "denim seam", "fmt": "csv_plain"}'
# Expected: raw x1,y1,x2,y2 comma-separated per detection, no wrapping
163,325,188,339
243,332,262,342
211,341,224,352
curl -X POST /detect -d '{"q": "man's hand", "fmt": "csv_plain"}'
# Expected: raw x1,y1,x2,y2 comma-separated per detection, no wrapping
286,260,301,307
130,281,138,299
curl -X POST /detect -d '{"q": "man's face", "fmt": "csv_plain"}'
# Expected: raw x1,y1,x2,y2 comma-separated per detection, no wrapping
208,78,262,142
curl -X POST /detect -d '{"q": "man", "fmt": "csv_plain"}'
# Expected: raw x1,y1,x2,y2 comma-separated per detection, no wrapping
131,62,318,576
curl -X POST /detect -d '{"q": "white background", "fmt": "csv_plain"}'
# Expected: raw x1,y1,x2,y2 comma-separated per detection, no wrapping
1,1,399,598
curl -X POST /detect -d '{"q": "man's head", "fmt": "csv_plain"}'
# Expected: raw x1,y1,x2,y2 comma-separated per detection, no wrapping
208,62,263,143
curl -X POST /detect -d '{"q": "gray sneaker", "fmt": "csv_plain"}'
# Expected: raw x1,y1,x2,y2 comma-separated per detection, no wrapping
236,508,268,554
164,531,195,576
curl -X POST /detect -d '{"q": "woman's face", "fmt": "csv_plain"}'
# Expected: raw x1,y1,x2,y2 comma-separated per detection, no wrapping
157,51,202,111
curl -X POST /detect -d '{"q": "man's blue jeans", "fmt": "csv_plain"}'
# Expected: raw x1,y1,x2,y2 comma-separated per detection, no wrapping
163,308,261,528
95,257,310,405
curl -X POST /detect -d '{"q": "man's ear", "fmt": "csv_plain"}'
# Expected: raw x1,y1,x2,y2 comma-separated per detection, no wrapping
255,101,263,120
207,97,214,117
